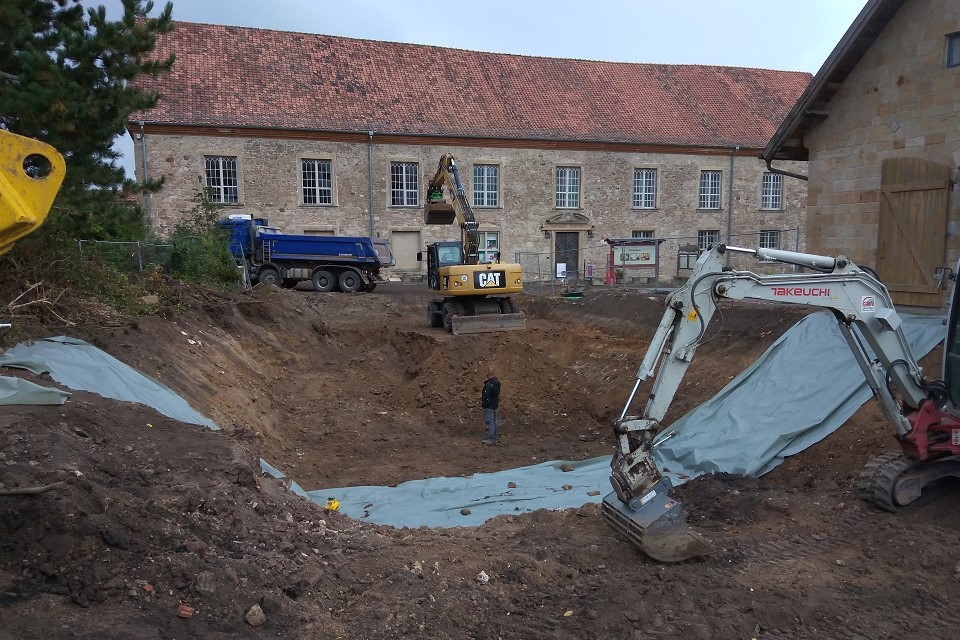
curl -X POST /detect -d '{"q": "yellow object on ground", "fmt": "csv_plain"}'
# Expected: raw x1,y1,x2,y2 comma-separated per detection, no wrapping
0,130,66,255
323,497,340,512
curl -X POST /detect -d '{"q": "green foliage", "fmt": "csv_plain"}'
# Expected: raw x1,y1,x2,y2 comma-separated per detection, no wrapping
0,0,174,239
167,187,241,288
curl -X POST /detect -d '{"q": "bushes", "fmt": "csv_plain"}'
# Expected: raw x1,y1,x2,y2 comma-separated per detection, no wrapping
167,188,241,288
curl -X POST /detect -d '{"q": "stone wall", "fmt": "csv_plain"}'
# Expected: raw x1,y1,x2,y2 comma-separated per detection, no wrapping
134,134,807,281
804,0,960,267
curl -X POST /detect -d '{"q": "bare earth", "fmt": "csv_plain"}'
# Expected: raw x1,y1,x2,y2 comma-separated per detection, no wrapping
1,283,958,639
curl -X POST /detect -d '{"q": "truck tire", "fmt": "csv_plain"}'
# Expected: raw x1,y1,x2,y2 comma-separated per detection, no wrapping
339,270,362,293
364,282,377,293
312,270,335,292
258,267,280,286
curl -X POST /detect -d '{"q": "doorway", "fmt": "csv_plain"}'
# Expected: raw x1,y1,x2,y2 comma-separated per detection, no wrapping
555,232,579,282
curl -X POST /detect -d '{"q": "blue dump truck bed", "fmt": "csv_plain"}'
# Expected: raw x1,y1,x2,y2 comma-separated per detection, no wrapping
257,228,383,263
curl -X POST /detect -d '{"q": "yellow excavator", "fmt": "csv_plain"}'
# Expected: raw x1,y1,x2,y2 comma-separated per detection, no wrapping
418,153,526,334
0,130,65,255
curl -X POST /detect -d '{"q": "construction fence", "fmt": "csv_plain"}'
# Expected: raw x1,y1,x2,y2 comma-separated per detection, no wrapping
514,228,802,295
76,240,174,274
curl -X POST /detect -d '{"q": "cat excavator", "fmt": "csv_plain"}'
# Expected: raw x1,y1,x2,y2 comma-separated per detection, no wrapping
418,154,525,334
604,243,960,562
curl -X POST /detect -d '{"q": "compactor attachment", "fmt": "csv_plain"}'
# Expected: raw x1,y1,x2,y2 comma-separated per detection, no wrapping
601,478,713,563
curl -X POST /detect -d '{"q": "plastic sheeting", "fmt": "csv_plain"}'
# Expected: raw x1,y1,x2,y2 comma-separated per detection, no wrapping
0,336,218,429
0,375,70,405
653,312,946,483
306,456,611,527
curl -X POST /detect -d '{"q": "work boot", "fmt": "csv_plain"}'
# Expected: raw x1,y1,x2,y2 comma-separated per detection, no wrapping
481,437,495,446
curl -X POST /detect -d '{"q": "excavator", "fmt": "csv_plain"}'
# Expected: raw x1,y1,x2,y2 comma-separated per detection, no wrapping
418,154,526,334
603,243,960,562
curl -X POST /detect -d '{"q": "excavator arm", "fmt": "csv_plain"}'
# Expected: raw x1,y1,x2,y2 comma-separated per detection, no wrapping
424,153,480,265
604,244,958,562
0,130,65,255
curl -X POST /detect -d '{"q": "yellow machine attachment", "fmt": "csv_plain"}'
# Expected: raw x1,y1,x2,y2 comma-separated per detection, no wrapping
0,130,66,255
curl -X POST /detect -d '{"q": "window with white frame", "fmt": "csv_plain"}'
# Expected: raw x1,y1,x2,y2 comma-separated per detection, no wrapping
632,230,655,239
555,166,581,209
301,159,333,205
632,168,657,209
478,231,500,263
699,170,721,210
390,162,419,206
473,164,499,207
948,32,960,67
759,229,781,250
697,229,721,251
204,156,239,204
761,172,783,210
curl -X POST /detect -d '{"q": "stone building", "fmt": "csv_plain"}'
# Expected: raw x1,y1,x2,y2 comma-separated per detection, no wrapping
130,21,810,283
762,0,960,307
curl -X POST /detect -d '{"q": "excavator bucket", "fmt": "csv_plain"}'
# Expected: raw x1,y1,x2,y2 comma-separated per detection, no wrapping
451,312,526,335
424,201,457,225
600,478,714,563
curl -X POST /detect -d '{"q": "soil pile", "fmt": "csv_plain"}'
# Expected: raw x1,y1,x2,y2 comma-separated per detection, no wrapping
1,283,958,639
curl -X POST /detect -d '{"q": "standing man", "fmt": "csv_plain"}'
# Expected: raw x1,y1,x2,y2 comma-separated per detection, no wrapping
481,365,501,446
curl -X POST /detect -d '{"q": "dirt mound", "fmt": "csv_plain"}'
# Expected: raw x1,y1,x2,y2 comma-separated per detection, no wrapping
2,283,958,639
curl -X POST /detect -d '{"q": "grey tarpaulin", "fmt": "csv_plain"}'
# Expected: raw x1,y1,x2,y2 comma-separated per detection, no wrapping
652,312,945,483
0,376,71,405
0,336,218,429
307,456,611,528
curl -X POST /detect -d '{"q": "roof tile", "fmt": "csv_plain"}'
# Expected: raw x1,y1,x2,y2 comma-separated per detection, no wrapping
133,22,811,149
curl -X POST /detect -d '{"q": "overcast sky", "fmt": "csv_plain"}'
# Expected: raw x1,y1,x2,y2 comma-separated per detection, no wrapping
85,0,871,177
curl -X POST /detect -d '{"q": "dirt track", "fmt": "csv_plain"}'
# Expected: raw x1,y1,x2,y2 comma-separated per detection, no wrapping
1,283,958,639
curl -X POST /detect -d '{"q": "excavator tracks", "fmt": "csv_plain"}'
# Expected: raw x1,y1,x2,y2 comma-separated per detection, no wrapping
856,450,916,512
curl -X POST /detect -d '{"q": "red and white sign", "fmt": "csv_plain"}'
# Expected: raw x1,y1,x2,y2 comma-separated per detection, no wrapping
861,296,876,313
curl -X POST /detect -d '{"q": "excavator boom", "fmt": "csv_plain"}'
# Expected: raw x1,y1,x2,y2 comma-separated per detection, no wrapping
604,243,959,562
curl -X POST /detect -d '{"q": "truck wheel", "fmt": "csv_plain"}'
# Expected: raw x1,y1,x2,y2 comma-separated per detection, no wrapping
258,267,280,286
339,270,362,293
312,270,335,292
364,282,377,293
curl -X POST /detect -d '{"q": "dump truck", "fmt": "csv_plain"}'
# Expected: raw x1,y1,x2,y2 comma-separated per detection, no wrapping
419,154,525,334
220,216,394,292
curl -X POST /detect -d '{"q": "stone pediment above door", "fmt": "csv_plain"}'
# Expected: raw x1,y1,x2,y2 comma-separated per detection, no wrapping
544,212,590,226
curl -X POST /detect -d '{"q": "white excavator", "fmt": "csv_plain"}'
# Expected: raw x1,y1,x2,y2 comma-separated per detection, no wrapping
603,243,960,562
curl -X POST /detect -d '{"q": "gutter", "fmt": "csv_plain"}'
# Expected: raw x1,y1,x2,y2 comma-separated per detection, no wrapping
367,131,374,237
764,158,808,181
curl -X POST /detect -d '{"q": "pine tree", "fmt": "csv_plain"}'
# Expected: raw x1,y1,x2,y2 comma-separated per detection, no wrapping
0,0,173,239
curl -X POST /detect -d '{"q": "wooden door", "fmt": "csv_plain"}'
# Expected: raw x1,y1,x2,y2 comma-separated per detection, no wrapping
555,232,579,282
877,158,949,307
390,231,421,270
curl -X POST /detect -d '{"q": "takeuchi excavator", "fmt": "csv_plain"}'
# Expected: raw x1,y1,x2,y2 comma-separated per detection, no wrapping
604,243,960,563
418,154,525,334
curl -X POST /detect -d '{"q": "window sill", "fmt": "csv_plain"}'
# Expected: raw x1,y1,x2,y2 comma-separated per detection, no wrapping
631,207,659,212
299,203,337,208
759,208,785,213
696,208,723,213
387,205,422,210
215,202,243,207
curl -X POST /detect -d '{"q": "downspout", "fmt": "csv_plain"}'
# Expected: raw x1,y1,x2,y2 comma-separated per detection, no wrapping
725,145,738,267
138,121,151,227
367,131,375,237
764,158,808,181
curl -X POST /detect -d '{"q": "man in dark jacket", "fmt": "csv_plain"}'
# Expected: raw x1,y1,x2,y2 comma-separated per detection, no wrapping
481,365,501,445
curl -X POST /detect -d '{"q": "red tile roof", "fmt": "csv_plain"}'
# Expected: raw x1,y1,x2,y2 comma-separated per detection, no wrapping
133,21,812,149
